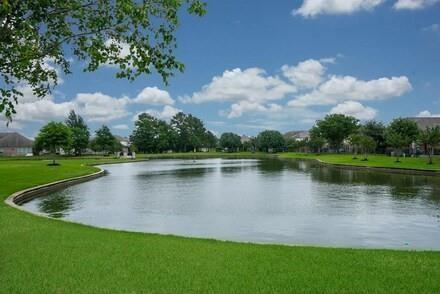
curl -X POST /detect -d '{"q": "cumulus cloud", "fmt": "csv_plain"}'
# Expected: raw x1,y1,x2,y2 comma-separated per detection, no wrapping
9,86,176,124
180,68,296,104
133,87,174,105
394,0,440,9
294,0,385,17
288,75,412,107
329,101,377,120
417,110,440,117
133,105,182,122
226,102,282,119
14,99,74,122
281,59,326,89
73,92,131,122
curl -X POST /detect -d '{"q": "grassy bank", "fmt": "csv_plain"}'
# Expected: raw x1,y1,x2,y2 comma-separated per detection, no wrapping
1,156,440,293
281,153,440,171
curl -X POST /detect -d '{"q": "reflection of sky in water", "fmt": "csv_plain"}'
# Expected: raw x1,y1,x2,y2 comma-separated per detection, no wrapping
22,158,440,249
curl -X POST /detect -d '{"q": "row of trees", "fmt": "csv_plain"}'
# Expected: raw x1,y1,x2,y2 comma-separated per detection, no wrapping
130,112,217,153
130,112,290,153
218,130,286,152
34,111,120,156
302,114,440,163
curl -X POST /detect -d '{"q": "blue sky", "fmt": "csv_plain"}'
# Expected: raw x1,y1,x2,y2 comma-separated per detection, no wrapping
3,0,440,138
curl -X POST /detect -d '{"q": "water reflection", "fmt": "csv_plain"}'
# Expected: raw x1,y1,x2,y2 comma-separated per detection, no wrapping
21,158,440,249
38,191,75,218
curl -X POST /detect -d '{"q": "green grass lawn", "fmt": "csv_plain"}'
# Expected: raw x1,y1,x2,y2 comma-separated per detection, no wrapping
281,152,440,171
1,155,440,293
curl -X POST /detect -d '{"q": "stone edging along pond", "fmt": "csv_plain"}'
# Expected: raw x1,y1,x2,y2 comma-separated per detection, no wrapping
4,167,105,212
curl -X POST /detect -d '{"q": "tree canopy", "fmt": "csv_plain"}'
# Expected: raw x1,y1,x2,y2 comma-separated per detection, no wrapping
256,130,285,152
34,121,72,155
418,126,440,164
0,0,206,121
314,114,359,151
65,110,89,155
360,120,386,153
219,132,242,152
91,125,118,154
130,113,175,153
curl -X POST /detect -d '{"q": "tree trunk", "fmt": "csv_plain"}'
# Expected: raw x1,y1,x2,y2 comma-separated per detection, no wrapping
428,146,433,165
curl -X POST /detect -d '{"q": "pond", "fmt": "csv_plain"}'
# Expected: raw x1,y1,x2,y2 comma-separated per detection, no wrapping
21,158,440,249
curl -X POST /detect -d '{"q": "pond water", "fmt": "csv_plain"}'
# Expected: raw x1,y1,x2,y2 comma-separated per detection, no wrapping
21,158,440,249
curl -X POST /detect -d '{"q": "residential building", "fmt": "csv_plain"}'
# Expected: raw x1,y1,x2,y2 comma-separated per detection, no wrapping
284,130,310,141
0,132,34,156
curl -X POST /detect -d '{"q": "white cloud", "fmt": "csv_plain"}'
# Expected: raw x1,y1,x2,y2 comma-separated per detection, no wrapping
329,101,377,120
180,68,296,104
133,87,174,105
289,75,412,107
133,105,182,122
73,92,131,122
14,99,74,122
227,102,282,118
112,124,129,130
281,59,326,89
417,110,440,117
294,0,385,17
394,0,440,9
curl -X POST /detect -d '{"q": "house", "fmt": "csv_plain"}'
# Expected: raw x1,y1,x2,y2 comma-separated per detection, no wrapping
0,132,34,156
408,117,440,129
114,135,134,158
408,117,440,155
284,130,310,141
240,135,252,144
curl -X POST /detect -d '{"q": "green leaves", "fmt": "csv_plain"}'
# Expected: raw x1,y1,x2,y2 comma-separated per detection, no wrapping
315,114,360,151
1,0,206,121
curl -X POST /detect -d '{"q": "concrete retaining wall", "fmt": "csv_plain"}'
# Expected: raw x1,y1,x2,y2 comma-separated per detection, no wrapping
5,168,105,207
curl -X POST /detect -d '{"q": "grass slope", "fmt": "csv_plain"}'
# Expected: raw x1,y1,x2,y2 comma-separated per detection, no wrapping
281,153,440,171
1,156,439,293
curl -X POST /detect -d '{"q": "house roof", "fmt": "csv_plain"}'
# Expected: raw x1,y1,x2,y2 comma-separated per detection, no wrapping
408,117,440,129
0,132,34,148
284,130,310,140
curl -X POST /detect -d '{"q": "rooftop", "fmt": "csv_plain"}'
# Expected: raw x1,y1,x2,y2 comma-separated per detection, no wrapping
408,117,440,129
0,132,34,148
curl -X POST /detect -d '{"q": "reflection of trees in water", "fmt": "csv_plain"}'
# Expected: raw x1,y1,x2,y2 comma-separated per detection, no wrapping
309,166,440,202
38,193,74,218
257,159,289,175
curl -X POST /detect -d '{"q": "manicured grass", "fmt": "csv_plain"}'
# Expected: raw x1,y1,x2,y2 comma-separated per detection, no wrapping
1,155,440,293
281,153,440,171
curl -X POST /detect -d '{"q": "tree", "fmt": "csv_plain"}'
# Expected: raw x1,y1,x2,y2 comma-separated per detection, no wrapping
92,125,118,154
348,133,363,159
360,120,387,153
386,118,419,162
314,114,359,152
65,110,89,155
34,122,72,165
202,131,218,150
130,113,162,153
308,126,326,154
243,137,257,152
219,133,242,152
171,112,208,152
418,126,440,164
359,135,377,161
256,130,285,153
1,1,206,121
